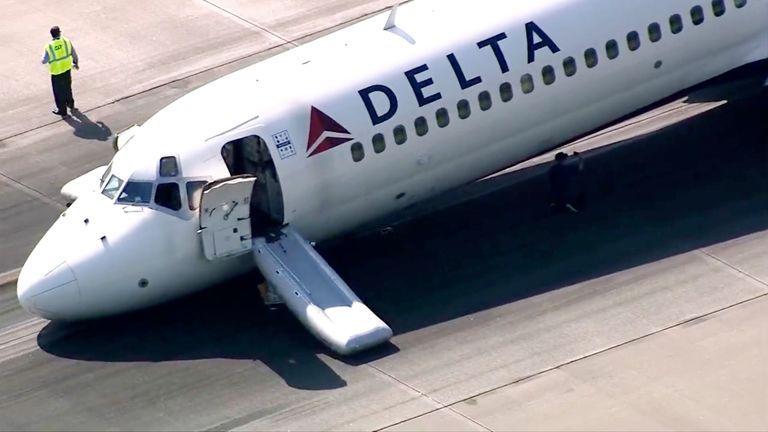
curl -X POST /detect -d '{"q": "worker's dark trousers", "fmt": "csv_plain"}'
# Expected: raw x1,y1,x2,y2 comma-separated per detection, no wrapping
51,70,74,113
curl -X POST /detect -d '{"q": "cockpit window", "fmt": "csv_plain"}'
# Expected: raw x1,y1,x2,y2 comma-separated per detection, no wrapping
186,181,207,211
159,156,179,177
155,182,182,211
117,181,153,204
101,175,124,200
100,162,113,188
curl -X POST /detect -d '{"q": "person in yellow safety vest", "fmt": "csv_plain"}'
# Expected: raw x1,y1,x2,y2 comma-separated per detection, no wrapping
41,26,79,117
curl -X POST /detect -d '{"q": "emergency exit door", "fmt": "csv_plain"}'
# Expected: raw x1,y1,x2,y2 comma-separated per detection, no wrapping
199,176,256,261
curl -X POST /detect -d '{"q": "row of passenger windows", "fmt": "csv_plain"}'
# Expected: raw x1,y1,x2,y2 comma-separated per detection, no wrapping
350,0,747,162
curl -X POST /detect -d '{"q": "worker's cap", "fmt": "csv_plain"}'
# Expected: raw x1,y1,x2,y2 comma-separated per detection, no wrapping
50,26,61,37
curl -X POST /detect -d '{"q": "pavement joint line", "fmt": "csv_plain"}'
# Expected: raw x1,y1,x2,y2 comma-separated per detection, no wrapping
0,171,66,211
368,363,492,432
200,0,298,48
698,248,768,290
378,290,768,431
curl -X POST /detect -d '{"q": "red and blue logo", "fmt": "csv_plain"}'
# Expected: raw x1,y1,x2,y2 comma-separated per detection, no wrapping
306,106,354,157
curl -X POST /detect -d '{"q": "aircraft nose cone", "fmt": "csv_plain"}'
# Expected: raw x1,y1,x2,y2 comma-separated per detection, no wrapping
17,261,81,320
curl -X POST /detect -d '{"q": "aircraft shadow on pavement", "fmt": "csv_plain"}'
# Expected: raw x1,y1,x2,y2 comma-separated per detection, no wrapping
63,110,112,141
37,88,767,389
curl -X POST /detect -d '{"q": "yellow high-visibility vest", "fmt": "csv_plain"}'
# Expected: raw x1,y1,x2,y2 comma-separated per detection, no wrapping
46,37,73,75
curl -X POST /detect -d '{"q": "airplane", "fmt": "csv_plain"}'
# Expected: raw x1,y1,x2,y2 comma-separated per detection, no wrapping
16,0,767,354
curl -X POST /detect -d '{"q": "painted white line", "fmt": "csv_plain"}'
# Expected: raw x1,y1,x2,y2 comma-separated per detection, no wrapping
0,268,21,288
0,318,48,364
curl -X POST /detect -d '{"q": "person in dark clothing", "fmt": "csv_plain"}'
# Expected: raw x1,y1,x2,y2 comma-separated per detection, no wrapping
548,151,584,213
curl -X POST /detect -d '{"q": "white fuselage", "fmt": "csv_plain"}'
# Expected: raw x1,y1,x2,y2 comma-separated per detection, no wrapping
17,0,768,320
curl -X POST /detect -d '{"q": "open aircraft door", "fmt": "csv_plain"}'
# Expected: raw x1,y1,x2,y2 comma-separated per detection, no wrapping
199,176,256,261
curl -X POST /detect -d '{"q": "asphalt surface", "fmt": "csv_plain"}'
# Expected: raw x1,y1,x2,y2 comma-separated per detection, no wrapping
1,0,767,430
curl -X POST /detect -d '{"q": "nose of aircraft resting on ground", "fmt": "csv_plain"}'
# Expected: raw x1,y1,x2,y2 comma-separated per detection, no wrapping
17,191,227,322
15,196,100,320
17,193,124,321
17,258,80,321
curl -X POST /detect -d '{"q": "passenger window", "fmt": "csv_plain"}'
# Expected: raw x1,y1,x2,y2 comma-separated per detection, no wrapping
101,175,124,200
414,116,429,136
690,6,705,25
520,73,534,94
712,0,726,16
372,133,386,154
457,99,471,119
155,182,182,211
351,142,364,162
393,125,407,145
734,0,746,8
159,156,179,177
542,65,556,85
562,56,577,77
648,22,662,42
118,181,153,204
584,48,598,68
605,39,619,59
478,91,492,111
499,82,513,102
436,108,450,128
669,14,683,34
186,181,207,211
627,31,641,51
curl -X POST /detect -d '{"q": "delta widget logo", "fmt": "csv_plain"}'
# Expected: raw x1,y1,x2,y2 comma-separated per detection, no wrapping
306,106,354,157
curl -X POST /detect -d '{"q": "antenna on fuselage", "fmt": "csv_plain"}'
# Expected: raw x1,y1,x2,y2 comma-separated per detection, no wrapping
383,2,416,45
384,3,399,30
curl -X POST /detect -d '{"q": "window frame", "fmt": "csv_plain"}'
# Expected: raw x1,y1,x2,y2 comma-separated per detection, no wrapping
690,5,705,25
520,73,535,94
393,125,408,145
499,82,514,102
436,107,450,128
101,175,124,201
186,180,208,211
605,39,620,60
626,31,641,51
117,181,154,205
541,65,556,85
154,182,183,212
414,116,429,137
372,133,386,154
712,0,726,16
648,22,662,43
584,48,599,68
457,99,472,120
158,156,180,178
669,14,684,34
478,91,493,111
562,56,577,77
350,142,365,162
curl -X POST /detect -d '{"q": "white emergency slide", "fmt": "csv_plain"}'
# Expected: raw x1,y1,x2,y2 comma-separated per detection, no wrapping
253,227,392,355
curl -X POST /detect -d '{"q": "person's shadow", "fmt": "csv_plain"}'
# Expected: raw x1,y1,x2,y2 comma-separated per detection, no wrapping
64,109,112,141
